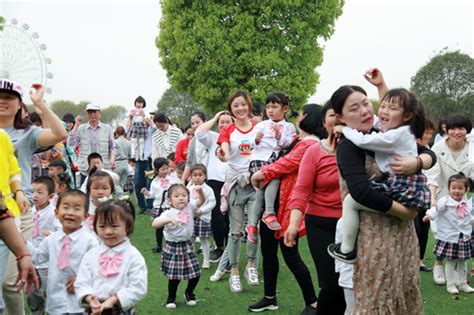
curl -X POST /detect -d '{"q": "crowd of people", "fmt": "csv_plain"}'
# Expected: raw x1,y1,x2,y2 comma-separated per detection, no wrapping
0,67,473,315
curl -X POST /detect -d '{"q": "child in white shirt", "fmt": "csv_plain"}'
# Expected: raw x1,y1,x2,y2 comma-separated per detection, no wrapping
27,177,61,314
142,157,180,253
75,200,147,314
85,171,115,233
188,164,216,269
152,183,205,309
423,173,474,294
328,88,431,264
247,92,296,243
32,190,99,315
128,96,148,160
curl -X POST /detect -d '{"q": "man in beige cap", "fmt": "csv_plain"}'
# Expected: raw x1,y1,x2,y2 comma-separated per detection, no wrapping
68,103,116,184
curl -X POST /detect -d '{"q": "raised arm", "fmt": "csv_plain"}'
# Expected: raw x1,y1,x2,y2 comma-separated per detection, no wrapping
364,67,389,100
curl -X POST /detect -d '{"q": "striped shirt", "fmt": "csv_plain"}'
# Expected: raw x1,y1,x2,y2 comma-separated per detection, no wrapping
151,125,183,160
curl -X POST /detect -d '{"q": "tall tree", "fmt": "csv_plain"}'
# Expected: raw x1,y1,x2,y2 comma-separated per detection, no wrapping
157,1,343,112
411,50,474,122
156,87,206,128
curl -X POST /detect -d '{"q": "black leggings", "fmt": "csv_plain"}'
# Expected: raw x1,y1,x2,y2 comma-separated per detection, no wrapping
167,277,200,301
207,180,229,249
305,215,346,315
414,208,430,260
260,221,317,306
156,228,163,249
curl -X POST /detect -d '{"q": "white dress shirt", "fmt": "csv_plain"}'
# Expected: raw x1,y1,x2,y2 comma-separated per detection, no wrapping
33,226,99,314
251,119,297,162
75,239,147,311
342,125,417,173
188,183,216,223
426,195,473,243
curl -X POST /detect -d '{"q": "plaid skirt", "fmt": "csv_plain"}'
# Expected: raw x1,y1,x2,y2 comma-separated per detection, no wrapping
161,241,201,280
151,206,169,219
372,173,431,209
433,234,472,260
193,217,212,238
128,121,147,139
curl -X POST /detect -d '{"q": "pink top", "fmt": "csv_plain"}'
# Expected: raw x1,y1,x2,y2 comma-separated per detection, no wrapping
287,142,342,218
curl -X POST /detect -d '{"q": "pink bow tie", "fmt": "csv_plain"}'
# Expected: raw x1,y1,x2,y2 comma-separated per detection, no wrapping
456,201,469,218
57,235,71,271
99,252,123,278
32,211,39,238
87,214,95,230
178,210,190,225
160,178,170,188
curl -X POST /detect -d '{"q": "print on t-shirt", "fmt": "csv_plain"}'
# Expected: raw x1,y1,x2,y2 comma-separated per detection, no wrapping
239,139,254,156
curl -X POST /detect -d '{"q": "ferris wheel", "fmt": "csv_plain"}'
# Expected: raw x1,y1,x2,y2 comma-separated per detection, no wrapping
0,18,53,93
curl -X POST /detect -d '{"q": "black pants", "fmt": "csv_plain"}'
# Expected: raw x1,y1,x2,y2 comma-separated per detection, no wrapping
305,215,346,315
260,220,317,306
156,228,163,249
207,180,229,249
167,277,200,301
414,208,430,260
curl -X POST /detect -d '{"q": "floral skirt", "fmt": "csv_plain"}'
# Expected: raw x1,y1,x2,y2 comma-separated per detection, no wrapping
353,211,423,315
161,241,201,280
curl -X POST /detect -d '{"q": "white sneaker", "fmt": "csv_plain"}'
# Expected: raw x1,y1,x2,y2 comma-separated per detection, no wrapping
244,267,259,286
433,265,446,285
457,282,474,293
202,261,210,269
447,284,459,294
166,302,177,309
229,275,243,293
210,269,225,282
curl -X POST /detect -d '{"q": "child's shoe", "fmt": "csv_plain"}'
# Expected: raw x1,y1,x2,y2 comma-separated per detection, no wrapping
152,246,162,253
202,261,210,269
244,266,259,286
457,282,474,293
184,292,197,306
245,225,258,244
433,265,446,285
447,284,459,294
166,298,177,309
262,212,282,231
327,243,356,264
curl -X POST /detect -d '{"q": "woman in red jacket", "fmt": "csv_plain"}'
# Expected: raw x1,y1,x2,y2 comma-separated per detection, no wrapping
249,104,330,314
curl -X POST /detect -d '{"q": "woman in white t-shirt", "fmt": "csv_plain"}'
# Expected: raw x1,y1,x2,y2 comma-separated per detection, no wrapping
216,91,259,293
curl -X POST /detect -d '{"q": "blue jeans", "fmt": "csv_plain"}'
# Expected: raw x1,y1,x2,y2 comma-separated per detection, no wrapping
0,240,10,313
134,159,152,211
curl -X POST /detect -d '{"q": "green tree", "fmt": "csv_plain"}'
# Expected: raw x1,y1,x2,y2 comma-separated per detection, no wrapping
157,1,343,112
101,105,128,126
411,50,474,123
50,100,88,119
156,87,206,128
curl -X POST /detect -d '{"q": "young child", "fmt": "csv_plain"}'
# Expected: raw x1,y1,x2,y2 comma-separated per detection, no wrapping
128,96,148,160
328,88,431,263
423,173,474,294
27,176,61,314
32,190,99,314
188,164,216,269
142,158,180,253
152,183,205,308
48,159,67,177
86,171,115,233
75,200,147,314
80,153,120,193
175,161,186,181
53,172,72,196
246,92,296,242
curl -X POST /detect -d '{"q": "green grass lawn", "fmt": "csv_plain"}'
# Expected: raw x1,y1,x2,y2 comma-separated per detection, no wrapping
130,213,474,314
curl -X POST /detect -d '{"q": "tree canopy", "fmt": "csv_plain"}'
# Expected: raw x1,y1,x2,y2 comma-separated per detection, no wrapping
156,87,206,128
411,50,474,123
156,1,343,112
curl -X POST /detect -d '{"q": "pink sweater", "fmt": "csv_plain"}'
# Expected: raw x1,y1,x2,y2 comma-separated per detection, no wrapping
287,142,342,218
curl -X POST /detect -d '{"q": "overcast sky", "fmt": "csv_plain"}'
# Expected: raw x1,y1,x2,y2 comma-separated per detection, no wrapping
2,0,473,111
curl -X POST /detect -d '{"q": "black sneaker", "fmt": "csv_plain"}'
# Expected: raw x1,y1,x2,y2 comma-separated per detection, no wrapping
249,297,278,312
224,262,231,273
209,248,223,263
300,305,317,315
152,246,162,253
327,243,356,264
184,292,197,306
